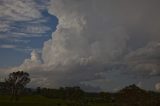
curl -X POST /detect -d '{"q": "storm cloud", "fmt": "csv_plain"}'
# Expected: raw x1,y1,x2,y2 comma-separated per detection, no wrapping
1,0,160,91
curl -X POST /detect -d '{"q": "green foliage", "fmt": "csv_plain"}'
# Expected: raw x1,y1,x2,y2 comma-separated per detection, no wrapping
115,84,160,106
36,86,85,101
5,71,30,89
0,95,67,106
0,84,160,106
4,71,30,101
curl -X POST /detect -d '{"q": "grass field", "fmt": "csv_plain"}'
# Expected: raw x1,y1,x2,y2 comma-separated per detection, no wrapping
0,95,67,106
0,95,114,106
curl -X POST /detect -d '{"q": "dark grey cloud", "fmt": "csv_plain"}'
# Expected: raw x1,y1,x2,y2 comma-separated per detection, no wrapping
125,42,160,76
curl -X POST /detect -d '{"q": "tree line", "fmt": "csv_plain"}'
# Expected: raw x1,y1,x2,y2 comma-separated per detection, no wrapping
0,71,160,106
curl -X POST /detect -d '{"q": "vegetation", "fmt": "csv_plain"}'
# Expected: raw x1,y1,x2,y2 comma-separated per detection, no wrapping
4,71,30,101
0,71,160,106
0,84,160,106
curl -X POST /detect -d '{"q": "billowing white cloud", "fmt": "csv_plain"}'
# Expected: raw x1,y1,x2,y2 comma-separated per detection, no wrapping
20,50,42,69
39,0,160,88
44,0,130,66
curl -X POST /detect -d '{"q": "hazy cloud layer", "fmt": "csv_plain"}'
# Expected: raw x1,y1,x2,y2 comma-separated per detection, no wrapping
1,0,160,91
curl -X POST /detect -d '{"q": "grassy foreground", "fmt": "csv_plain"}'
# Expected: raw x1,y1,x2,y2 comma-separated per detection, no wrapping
0,95,66,106
0,95,113,106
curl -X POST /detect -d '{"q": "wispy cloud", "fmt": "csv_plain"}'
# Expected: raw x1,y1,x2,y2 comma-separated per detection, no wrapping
0,44,17,49
15,46,42,53
0,0,53,40
8,39,31,44
0,0,55,52
0,20,10,32
0,0,42,21
20,25,51,34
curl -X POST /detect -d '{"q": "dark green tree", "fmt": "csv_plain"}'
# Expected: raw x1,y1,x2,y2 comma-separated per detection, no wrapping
5,71,30,101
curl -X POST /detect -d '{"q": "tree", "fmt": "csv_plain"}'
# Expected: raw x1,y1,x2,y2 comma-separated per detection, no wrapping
5,71,30,101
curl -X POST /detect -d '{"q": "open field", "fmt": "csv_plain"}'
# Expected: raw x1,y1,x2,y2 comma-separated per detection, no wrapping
0,95,67,106
0,95,114,106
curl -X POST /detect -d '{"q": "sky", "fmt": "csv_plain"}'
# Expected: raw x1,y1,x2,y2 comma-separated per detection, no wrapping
0,0,160,92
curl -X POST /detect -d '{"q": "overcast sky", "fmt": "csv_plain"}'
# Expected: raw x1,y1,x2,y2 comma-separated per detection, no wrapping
0,0,160,92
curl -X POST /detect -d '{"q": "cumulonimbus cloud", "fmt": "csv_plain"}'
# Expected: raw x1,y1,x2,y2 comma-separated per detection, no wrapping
1,0,160,91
